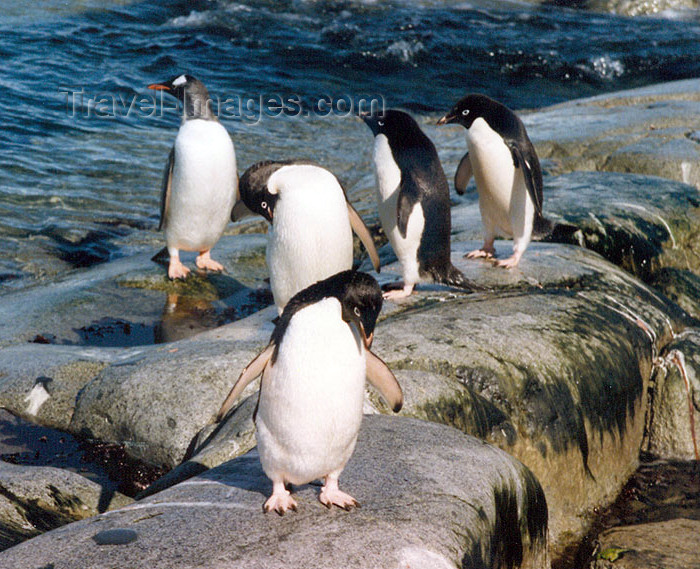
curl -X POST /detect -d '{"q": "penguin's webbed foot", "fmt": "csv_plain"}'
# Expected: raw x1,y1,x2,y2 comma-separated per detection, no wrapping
382,282,414,301
465,247,495,260
319,487,360,511
494,252,522,269
319,475,360,511
195,251,224,273
263,486,298,516
168,259,191,280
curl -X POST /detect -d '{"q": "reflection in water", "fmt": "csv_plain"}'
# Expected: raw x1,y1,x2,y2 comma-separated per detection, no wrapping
154,293,219,344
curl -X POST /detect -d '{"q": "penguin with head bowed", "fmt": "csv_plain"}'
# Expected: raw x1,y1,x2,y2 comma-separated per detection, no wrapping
232,160,380,314
148,74,238,279
361,109,478,300
437,94,551,269
217,270,403,515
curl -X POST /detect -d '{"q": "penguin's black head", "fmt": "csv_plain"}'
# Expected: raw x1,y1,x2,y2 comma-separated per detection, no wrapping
338,270,383,349
148,74,214,119
236,161,281,223
437,93,502,129
360,109,429,149
272,270,382,354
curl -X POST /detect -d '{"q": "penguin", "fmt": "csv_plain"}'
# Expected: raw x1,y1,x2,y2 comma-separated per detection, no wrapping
437,94,551,268
148,74,238,279
232,160,381,314
361,110,476,300
216,270,403,515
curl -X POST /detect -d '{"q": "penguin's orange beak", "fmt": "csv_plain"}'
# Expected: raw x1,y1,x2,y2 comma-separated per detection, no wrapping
359,322,373,350
148,83,171,91
436,114,454,126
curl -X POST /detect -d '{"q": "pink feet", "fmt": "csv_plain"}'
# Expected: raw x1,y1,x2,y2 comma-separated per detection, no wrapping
195,250,224,272
319,476,359,511
382,283,414,301
263,482,298,516
168,258,190,280
494,251,522,269
465,246,495,260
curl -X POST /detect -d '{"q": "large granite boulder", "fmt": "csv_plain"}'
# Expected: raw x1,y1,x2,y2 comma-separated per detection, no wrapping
523,78,700,190
0,416,550,569
644,328,700,461
0,461,131,551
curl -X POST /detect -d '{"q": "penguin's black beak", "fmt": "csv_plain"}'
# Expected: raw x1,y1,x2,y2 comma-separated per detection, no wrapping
436,113,455,126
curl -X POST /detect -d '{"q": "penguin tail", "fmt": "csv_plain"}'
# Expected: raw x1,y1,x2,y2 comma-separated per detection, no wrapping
532,213,554,239
433,263,486,293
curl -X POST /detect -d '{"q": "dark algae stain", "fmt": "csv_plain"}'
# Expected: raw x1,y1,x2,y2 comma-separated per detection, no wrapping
460,470,548,569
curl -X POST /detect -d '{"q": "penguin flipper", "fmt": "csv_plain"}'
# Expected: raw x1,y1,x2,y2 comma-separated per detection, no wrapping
366,349,403,412
396,176,420,240
454,151,472,195
346,202,380,273
216,343,275,422
231,200,255,222
508,142,544,214
158,147,175,231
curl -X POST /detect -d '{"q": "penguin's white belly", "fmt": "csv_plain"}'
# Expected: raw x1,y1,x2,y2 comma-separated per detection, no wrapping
467,118,527,237
256,298,366,485
266,170,353,311
373,134,424,284
165,120,237,251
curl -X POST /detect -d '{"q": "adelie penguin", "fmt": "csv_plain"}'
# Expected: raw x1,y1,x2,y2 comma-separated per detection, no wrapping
149,74,238,279
232,160,380,314
216,270,403,515
361,109,476,300
437,94,551,269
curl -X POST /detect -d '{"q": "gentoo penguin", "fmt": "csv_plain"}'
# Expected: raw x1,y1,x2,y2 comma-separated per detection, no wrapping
437,94,551,268
361,110,476,300
217,270,403,514
232,160,381,314
148,74,238,279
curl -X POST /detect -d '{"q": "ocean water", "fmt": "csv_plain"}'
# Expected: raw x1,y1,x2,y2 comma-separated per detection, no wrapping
1,0,700,292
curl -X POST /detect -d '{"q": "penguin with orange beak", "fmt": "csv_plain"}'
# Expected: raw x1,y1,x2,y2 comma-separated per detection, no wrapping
148,74,237,279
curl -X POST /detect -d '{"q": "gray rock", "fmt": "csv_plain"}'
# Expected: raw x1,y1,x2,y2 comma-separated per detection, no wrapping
0,416,550,569
591,518,700,569
0,460,132,551
649,268,700,320
522,78,700,189
542,171,700,281
645,329,700,460
151,241,687,562
0,233,270,348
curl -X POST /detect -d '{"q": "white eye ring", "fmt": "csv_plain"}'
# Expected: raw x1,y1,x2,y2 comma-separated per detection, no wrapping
377,120,384,126
353,306,361,317
462,109,470,116
261,201,267,209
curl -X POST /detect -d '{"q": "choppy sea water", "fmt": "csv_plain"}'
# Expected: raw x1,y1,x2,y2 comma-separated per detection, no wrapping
1,0,700,292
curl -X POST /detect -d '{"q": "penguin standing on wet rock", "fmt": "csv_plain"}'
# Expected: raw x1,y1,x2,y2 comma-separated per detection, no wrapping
233,160,380,314
362,110,478,300
149,74,238,279
437,94,551,269
217,270,403,515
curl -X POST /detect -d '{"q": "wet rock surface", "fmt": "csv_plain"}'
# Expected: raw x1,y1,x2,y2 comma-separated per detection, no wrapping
0,416,550,569
0,460,132,551
0,80,699,567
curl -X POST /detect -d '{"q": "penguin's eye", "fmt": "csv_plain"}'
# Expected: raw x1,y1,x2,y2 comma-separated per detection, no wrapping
353,306,361,318
462,109,470,116
261,201,267,209
377,120,384,127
